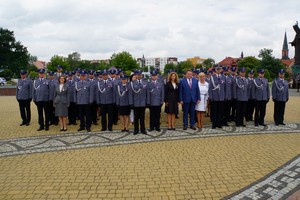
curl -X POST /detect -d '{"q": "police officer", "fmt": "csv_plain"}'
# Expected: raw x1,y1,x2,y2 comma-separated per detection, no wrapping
48,71,58,125
208,65,226,129
88,70,98,125
233,67,249,127
66,72,77,125
253,69,270,126
96,70,115,131
229,66,237,121
110,69,121,125
129,70,148,135
246,70,255,121
16,70,33,126
74,70,92,132
272,69,289,126
33,69,50,131
223,66,233,126
147,70,164,132
54,65,64,80
115,74,131,132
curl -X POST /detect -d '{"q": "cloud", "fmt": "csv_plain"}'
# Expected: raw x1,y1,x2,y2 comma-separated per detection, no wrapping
0,0,299,62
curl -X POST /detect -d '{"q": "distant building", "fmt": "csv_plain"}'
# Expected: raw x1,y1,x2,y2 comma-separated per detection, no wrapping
280,31,294,74
33,61,47,69
217,56,242,68
137,56,178,72
186,56,206,67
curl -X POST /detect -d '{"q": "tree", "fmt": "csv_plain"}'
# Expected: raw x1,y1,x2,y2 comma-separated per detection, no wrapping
195,63,203,69
67,52,81,70
0,27,31,79
163,63,176,74
110,51,138,71
238,56,260,70
258,48,285,79
203,58,215,69
47,55,70,72
178,61,193,73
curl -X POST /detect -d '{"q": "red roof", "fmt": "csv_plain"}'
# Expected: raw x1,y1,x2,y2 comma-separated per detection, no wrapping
217,57,241,67
281,59,294,67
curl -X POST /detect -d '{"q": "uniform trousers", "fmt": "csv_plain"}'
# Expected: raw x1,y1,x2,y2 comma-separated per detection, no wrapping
236,101,247,126
149,106,161,130
210,101,224,127
78,104,91,129
223,100,231,125
246,99,255,121
49,100,58,125
274,101,286,125
230,99,237,121
90,101,98,124
112,104,119,124
68,102,77,124
134,107,146,133
101,103,113,130
18,99,31,124
254,100,267,125
36,101,50,128
182,102,196,127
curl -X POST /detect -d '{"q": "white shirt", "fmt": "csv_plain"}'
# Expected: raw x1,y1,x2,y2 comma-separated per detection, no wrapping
59,84,64,92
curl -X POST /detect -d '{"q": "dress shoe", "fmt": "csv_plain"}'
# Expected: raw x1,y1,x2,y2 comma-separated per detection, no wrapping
125,129,129,132
37,127,44,131
101,129,107,131
280,123,286,125
60,129,64,131
172,128,176,130
77,127,85,131
183,127,187,130
217,126,222,128
121,129,126,132
63,129,67,132
190,126,197,130
156,128,161,132
212,126,216,129
255,124,258,127
20,123,26,126
275,123,279,126
133,131,138,135
86,128,91,132
108,128,113,131
167,128,172,130
148,128,154,132
142,131,147,135
45,127,49,131
26,123,30,126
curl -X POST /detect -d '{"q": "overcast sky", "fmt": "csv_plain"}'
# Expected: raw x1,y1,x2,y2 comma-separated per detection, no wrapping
0,0,299,63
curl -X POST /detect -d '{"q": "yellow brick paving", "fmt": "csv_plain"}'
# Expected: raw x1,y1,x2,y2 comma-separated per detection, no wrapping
1,133,300,199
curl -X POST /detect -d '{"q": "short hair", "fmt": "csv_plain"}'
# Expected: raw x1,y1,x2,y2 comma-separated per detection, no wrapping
198,72,205,79
58,75,66,83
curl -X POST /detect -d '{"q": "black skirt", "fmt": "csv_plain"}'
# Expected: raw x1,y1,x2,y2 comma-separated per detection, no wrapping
119,106,131,115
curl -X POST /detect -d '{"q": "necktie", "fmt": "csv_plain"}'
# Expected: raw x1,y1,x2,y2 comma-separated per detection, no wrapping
188,79,192,88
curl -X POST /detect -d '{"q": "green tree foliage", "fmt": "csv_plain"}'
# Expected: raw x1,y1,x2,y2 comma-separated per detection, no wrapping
67,52,81,70
258,48,285,80
0,27,31,79
178,60,193,73
47,55,70,72
163,63,177,74
203,58,215,69
110,51,138,71
238,56,260,70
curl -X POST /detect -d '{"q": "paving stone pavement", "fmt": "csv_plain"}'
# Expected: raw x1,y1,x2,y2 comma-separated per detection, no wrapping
0,123,299,157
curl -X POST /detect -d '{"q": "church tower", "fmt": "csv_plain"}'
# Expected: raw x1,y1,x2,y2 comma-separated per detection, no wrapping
282,31,289,60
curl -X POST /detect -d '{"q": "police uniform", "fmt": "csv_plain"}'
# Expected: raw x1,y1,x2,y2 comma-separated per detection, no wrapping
129,70,148,134
223,67,233,126
33,69,50,131
54,65,63,80
253,69,270,126
272,69,289,125
246,70,255,121
66,73,77,125
74,71,92,132
229,67,237,121
48,72,58,125
87,71,98,125
208,67,226,129
233,68,249,127
96,70,115,131
147,71,164,131
16,70,33,126
110,69,121,125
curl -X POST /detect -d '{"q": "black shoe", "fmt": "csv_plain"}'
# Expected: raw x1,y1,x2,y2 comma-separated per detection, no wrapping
26,123,30,126
121,129,126,132
241,124,246,127
217,126,222,128
63,129,67,131
167,128,172,130
255,124,258,127
275,123,279,126
280,123,286,125
37,127,44,131
148,128,154,132
172,128,176,130
108,128,113,131
45,127,49,131
212,126,216,129
156,128,161,132
60,129,64,131
133,131,138,135
190,126,197,130
183,127,187,130
101,129,107,131
87,128,91,132
20,122,26,126
125,129,129,132
236,125,240,127
77,127,85,131
142,131,147,135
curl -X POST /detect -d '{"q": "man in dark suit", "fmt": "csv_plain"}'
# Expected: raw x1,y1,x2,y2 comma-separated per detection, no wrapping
179,70,200,130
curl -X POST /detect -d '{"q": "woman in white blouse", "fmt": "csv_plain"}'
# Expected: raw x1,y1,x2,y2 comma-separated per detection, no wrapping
195,72,209,128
